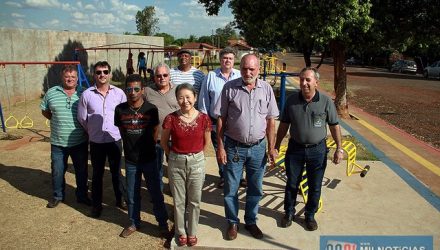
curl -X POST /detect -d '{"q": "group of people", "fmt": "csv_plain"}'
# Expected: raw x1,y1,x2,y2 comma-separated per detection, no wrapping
41,47,343,247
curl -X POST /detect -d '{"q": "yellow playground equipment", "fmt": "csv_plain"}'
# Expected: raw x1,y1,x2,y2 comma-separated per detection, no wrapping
260,55,281,74
273,138,371,212
192,56,202,67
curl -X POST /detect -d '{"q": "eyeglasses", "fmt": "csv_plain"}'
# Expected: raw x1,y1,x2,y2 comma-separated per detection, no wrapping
126,87,141,93
95,70,109,75
66,97,71,109
155,74,169,78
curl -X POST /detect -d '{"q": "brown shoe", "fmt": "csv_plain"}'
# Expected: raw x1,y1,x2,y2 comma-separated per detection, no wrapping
245,224,263,239
226,223,238,240
119,225,137,238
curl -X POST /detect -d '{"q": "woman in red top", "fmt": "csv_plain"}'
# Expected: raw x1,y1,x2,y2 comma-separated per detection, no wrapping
161,83,211,247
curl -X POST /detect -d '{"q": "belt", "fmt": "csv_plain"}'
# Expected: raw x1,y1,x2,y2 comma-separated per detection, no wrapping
290,139,324,148
227,136,264,147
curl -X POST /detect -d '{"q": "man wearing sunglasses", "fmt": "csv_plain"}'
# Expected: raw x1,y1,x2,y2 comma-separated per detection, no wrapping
115,74,170,238
144,63,180,191
41,65,90,208
77,61,127,218
170,49,205,95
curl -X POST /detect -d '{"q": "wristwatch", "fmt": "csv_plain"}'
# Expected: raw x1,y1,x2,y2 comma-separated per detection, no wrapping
336,148,344,154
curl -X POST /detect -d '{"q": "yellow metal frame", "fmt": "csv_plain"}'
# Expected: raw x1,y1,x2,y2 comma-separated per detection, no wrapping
326,139,370,177
192,56,201,67
19,114,34,128
5,115,20,128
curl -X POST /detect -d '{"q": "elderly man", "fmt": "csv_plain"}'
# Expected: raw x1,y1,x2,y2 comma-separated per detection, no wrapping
41,65,90,208
145,62,180,190
77,61,127,218
198,47,245,188
214,54,279,240
272,67,343,231
170,49,205,94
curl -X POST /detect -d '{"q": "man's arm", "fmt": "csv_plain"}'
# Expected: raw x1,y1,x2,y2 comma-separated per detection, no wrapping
266,117,277,165
216,116,227,165
77,95,88,129
270,121,289,165
329,124,343,164
160,128,171,156
197,74,210,113
41,110,52,120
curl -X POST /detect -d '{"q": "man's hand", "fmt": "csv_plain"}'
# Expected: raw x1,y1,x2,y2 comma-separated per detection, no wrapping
216,147,227,165
268,148,278,166
333,149,344,164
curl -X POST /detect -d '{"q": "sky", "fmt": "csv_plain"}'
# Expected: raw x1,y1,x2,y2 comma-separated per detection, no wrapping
0,0,235,38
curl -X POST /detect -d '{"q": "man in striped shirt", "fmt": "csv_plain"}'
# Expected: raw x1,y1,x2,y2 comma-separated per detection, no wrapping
41,65,90,208
170,49,205,95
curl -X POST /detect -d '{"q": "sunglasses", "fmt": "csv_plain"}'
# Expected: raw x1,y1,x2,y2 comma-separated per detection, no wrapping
155,74,169,78
66,97,71,109
126,87,141,93
95,70,109,75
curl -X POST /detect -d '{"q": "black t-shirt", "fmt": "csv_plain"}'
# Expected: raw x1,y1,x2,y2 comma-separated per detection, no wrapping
114,101,159,164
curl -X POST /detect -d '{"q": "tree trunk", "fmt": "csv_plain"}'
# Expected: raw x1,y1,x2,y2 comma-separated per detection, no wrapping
330,40,350,118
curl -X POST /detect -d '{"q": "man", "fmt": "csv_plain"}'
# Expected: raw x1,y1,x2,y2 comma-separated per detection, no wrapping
198,47,245,188
214,54,279,240
115,74,169,238
41,65,90,208
170,49,205,94
272,67,343,231
77,61,127,218
144,62,180,191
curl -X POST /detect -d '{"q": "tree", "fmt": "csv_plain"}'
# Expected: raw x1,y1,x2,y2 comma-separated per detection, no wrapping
155,32,175,46
136,6,159,36
198,35,213,45
215,22,239,48
198,0,373,117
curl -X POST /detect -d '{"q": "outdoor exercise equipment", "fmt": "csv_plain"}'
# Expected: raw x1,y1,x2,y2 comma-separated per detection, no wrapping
19,65,34,128
326,139,371,177
2,65,19,129
0,101,5,132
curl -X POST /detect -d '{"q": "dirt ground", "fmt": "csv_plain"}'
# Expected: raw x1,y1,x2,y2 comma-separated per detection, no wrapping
279,53,440,149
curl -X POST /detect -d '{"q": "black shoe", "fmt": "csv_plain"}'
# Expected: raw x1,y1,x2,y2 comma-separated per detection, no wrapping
217,178,225,188
90,206,102,218
46,199,61,208
245,224,263,239
116,200,128,210
77,197,92,206
239,179,247,188
305,218,318,231
281,213,294,228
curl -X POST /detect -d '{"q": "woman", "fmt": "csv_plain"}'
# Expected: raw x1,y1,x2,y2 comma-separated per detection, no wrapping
161,83,211,247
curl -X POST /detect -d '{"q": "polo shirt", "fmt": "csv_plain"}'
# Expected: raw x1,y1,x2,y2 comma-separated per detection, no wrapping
40,85,87,147
280,90,339,145
170,66,205,94
144,83,180,139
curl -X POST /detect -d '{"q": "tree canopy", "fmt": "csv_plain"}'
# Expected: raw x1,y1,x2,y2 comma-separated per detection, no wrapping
136,6,159,36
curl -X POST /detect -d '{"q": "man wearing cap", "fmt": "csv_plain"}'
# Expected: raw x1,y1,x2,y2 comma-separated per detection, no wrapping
170,49,205,94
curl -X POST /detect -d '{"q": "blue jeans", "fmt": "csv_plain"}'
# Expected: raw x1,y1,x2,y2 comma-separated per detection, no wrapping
155,143,164,191
125,161,168,228
89,140,124,208
223,137,267,225
50,141,88,201
284,140,327,219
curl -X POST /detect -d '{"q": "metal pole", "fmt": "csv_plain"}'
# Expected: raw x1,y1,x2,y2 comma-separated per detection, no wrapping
263,60,267,81
280,73,286,113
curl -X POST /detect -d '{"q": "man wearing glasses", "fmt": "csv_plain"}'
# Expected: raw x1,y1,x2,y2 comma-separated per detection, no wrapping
144,63,179,191
77,61,127,218
41,65,90,208
115,74,170,238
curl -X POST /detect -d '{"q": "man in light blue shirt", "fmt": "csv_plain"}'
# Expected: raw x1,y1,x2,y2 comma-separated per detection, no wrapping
198,47,244,188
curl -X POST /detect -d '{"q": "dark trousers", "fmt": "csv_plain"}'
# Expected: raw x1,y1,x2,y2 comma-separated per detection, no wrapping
284,139,327,219
90,140,124,208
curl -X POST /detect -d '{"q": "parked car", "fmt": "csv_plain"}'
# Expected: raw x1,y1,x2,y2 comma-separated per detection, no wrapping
390,60,417,74
423,60,440,79
345,57,363,65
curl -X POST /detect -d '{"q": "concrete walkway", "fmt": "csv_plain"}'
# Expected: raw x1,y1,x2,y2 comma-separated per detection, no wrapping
170,104,440,249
